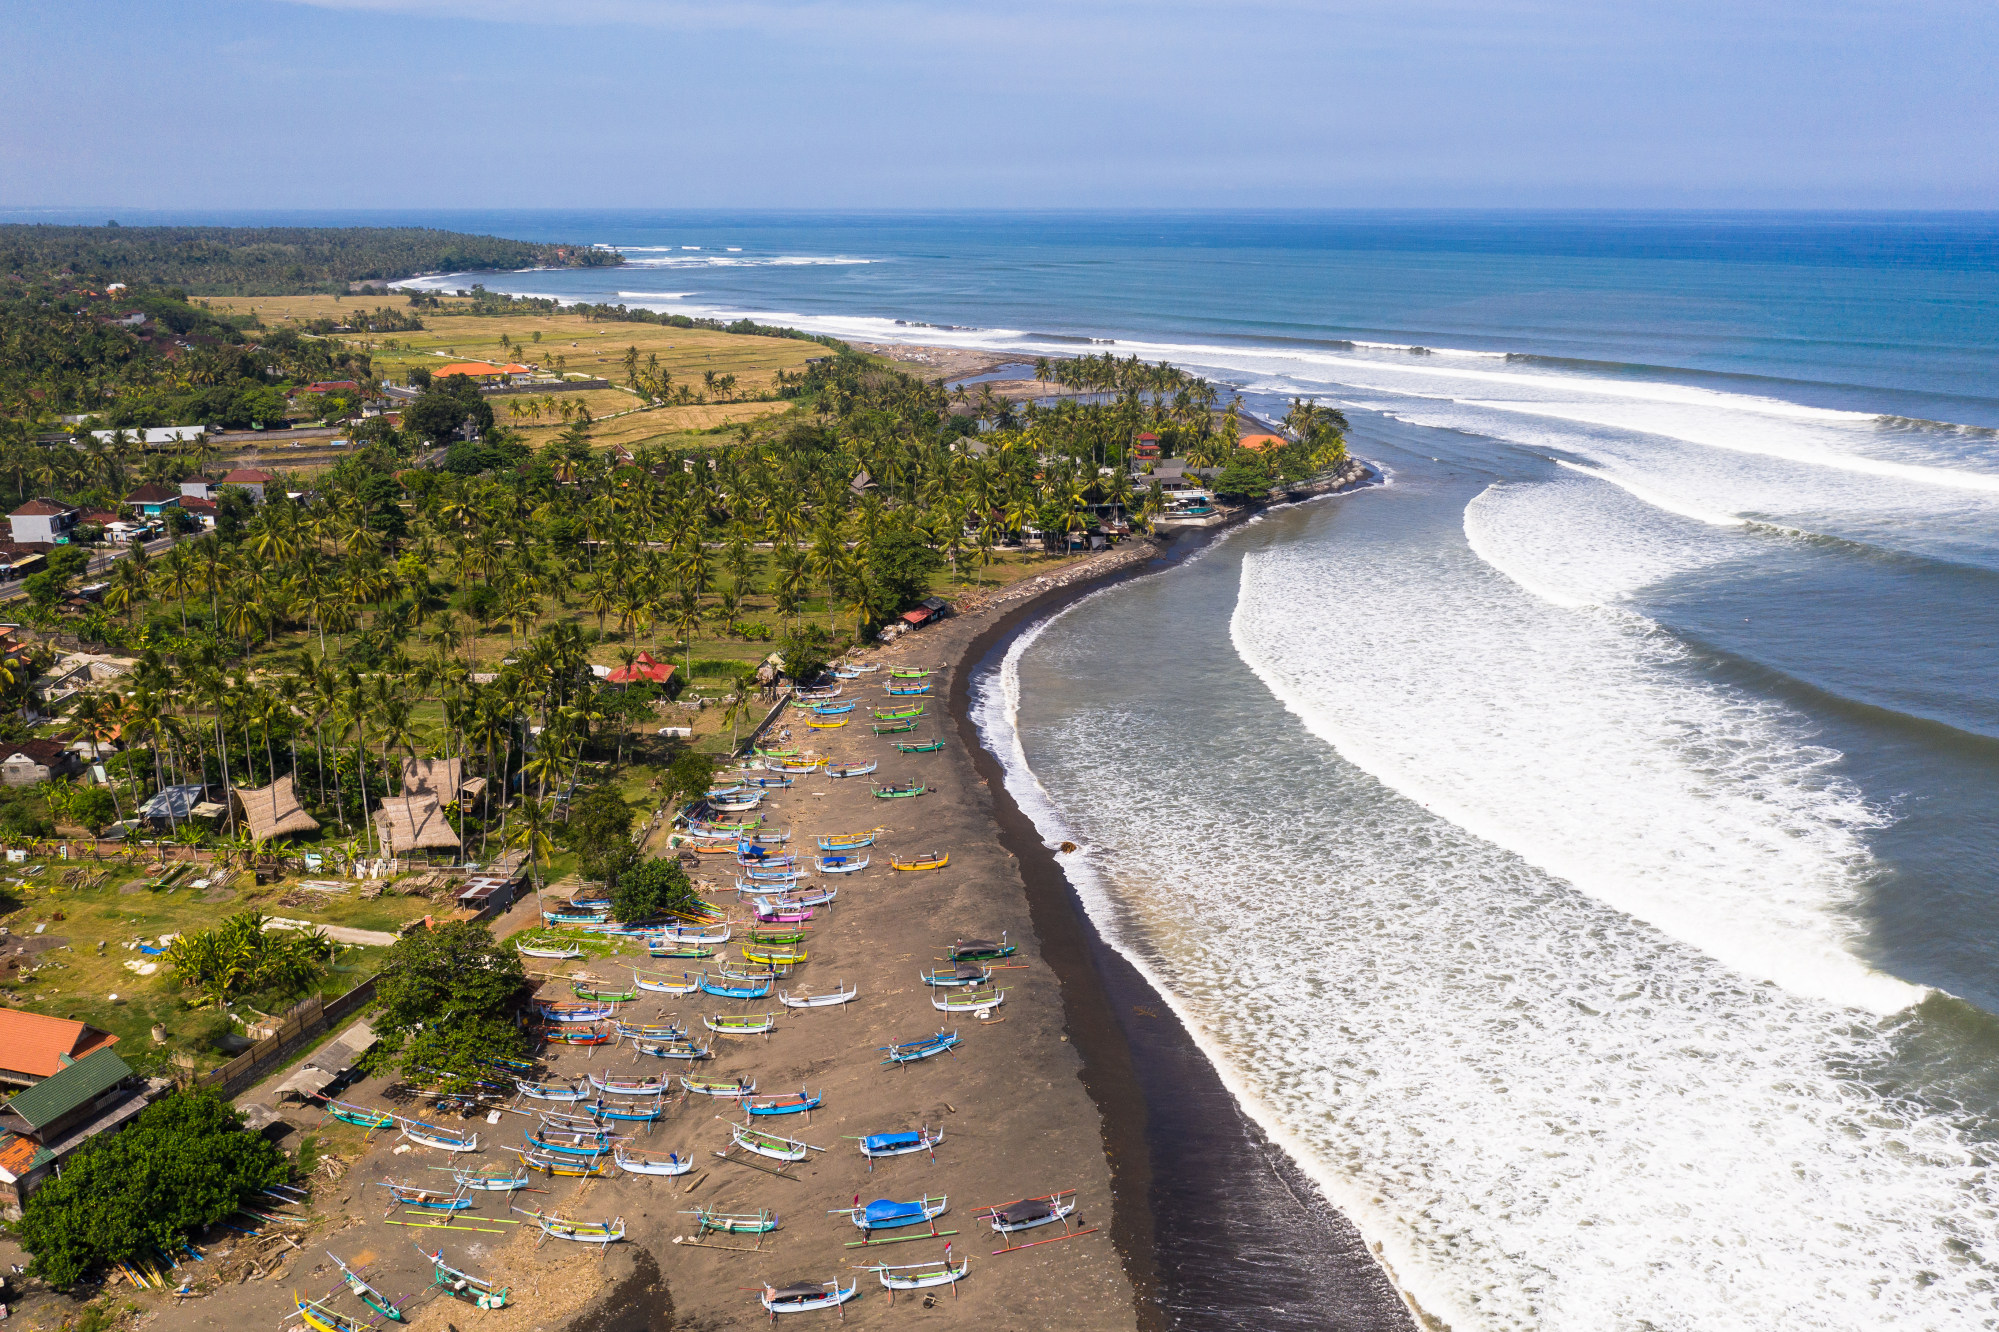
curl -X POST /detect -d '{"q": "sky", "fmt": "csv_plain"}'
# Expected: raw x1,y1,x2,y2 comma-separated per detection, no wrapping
3,0,1997,210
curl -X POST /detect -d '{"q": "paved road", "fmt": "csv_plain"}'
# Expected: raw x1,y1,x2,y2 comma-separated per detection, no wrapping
0,534,176,607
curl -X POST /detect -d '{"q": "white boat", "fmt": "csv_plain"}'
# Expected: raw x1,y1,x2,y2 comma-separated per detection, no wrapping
398,1121,480,1153
815,854,869,874
703,1012,778,1036
731,1121,818,1162
633,968,701,995
857,1125,942,1165
613,1145,694,1177
761,1281,858,1317
777,982,858,1009
515,941,584,960
982,1191,1077,1234
870,1255,969,1298
516,1208,626,1245
680,1075,756,1098
653,923,730,946
708,795,764,813
933,987,1007,1013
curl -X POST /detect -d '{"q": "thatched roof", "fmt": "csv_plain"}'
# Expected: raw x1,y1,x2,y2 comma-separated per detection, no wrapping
400,756,463,798
375,793,460,853
233,775,320,841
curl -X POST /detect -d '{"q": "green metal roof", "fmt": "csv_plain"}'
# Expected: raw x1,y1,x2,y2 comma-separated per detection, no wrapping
1,1047,133,1131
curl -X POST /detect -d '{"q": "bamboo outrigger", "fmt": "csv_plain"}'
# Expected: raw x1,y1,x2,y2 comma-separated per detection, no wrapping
889,851,948,871
420,1247,510,1309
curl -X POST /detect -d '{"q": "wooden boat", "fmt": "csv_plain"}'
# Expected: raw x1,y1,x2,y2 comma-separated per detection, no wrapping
871,782,926,800
322,1098,397,1130
835,1194,948,1233
893,739,946,754
747,774,795,789
526,1126,616,1157
980,1190,1078,1234
817,829,882,851
633,968,701,995
518,1148,613,1178
933,987,1008,1012
744,827,793,844
825,760,877,779
687,814,765,834
747,924,810,946
889,851,948,871
685,1206,780,1235
883,683,931,696
737,877,807,898
480,1053,538,1074
590,1070,671,1096
742,945,807,967
705,784,748,800
887,667,933,679
571,980,637,1003
948,933,1015,961
631,1036,713,1060
730,1121,818,1162
778,982,858,1009
542,909,609,926
708,793,765,811
420,1248,509,1310
537,1022,614,1045
704,1012,779,1037
656,923,731,945
796,684,843,700
760,1281,858,1318
593,1096,668,1124
755,745,801,757
869,1255,968,1302
858,1126,943,1167
537,1000,617,1023
379,1182,473,1212
681,1074,756,1098
872,705,925,721
758,885,837,911
741,864,803,882
808,701,857,715
815,853,868,874
515,1208,626,1245
452,1165,530,1191
745,1088,822,1117
614,1144,693,1177
766,759,823,774
872,720,919,735
397,1119,480,1153
881,1030,960,1066
754,903,816,925
327,1250,404,1322
514,1077,591,1103
648,943,717,960
615,1019,688,1041
805,717,849,730
295,1294,370,1332
516,939,585,960
920,964,992,987
701,973,774,999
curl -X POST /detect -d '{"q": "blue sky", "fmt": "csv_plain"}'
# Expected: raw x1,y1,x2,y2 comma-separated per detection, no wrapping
4,0,1996,209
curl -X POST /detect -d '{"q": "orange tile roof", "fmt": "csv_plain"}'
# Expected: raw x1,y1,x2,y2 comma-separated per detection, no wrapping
1238,433,1286,451
0,1010,118,1080
434,362,530,379
0,1132,40,1180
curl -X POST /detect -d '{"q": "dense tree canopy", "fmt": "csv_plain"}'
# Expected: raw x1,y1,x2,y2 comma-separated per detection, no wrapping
366,921,530,1088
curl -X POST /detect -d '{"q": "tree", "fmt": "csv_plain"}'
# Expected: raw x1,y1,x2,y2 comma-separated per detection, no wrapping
568,787,637,884
1213,457,1273,503
20,1089,292,1290
164,910,327,1008
404,376,494,444
609,855,698,924
365,921,528,1087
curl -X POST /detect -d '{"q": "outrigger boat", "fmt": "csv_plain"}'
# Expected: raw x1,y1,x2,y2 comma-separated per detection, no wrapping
656,922,731,945
887,667,933,679
760,1280,858,1318
615,1019,688,1041
980,1190,1080,1236
615,1144,694,1177
883,683,931,696
516,938,585,960
704,1012,779,1037
631,1035,713,1060
420,1248,509,1310
825,760,877,779
634,968,702,995
778,982,858,1009
893,739,946,754
808,701,857,715
709,793,766,811
515,1208,626,1246
934,987,1007,1012
881,1030,960,1066
321,1098,397,1131
948,933,1015,961
748,924,810,945
572,979,638,1003
295,1293,370,1332
593,1096,668,1124
728,1121,822,1162
796,684,843,700
871,782,926,800
889,851,948,871
451,1165,530,1191
745,1087,822,1117
536,1022,614,1046
649,942,717,960
591,1070,672,1096
742,945,807,967
817,828,883,851
806,717,849,730
701,973,775,999
833,1194,949,1234
754,902,817,925
327,1250,405,1322
872,719,918,734
682,1074,756,1098
816,853,868,874
687,814,765,834
746,774,796,789
526,1125,617,1157
397,1118,480,1153
542,909,609,926
858,1125,943,1168
685,1206,780,1235
378,1182,474,1213
538,1000,617,1023
518,1148,613,1178
873,705,925,721
765,758,823,774
868,1255,969,1302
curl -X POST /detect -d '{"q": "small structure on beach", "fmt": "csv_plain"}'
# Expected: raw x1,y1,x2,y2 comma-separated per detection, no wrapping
232,774,320,841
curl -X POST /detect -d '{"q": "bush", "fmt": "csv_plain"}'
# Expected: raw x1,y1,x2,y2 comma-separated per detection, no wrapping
164,910,327,1008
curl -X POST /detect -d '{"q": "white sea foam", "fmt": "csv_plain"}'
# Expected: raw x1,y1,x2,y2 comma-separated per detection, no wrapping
983,511,1999,1330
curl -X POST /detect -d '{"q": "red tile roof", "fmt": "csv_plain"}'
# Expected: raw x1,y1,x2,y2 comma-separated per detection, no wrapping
10,499,72,518
0,1010,118,1080
434,362,530,379
123,484,179,504
1238,434,1286,451
220,468,274,485
606,652,675,685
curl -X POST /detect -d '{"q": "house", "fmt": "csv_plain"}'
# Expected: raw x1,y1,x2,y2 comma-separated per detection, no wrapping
122,483,182,517
1238,433,1287,452
606,652,676,686
433,362,531,383
301,380,361,395
0,1010,120,1088
1134,432,1162,459
0,738,82,787
180,495,218,528
180,475,221,502
8,499,77,546
138,783,208,826
374,794,460,857
0,1047,152,1214
231,774,319,841
899,596,948,630
401,756,487,805
217,468,276,502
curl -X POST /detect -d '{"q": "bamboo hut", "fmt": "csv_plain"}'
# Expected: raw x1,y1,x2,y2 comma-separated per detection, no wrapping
374,794,460,857
231,775,320,842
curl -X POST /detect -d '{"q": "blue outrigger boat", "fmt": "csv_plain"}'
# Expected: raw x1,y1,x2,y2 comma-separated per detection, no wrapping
884,683,932,696
701,973,774,1000
832,1194,950,1235
881,1030,960,1066
746,774,794,789
859,1125,943,1169
744,1087,823,1117
809,700,857,715
818,828,882,851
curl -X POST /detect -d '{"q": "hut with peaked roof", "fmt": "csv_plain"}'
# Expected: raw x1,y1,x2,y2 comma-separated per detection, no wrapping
374,794,460,856
401,755,486,805
606,652,675,686
232,774,320,842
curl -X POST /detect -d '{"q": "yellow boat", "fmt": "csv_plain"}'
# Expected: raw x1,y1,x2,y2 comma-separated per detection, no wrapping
890,852,950,871
806,717,848,729
741,945,808,966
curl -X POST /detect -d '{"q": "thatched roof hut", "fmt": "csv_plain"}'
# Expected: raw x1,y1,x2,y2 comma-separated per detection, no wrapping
401,755,485,803
232,775,320,842
374,794,460,854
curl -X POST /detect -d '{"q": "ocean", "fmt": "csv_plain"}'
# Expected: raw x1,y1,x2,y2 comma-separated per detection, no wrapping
221,208,1999,1327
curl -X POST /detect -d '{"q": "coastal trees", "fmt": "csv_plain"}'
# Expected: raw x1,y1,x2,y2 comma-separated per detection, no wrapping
365,920,529,1089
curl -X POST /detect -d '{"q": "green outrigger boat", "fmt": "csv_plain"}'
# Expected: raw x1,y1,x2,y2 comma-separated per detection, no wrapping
872,782,927,800
755,747,799,758
888,667,933,680
893,740,945,754
872,720,918,734
684,1206,780,1236
873,705,926,721
572,980,638,1002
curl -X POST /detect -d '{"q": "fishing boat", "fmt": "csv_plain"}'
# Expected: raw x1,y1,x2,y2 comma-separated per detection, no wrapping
767,759,823,774
754,902,816,925
834,1194,948,1233
705,783,748,800
593,1096,668,1124
757,885,837,912
873,705,925,721
648,942,717,960
519,1148,613,1177
657,922,731,945
778,982,858,1009
747,924,810,945
634,969,702,995
893,739,946,754
709,793,765,812
322,1098,397,1130
933,987,1007,1013
590,1070,671,1096
327,1250,404,1322
825,760,877,779
871,782,926,800
871,720,918,735
542,909,609,926
948,933,1015,961
614,1144,694,1177
742,945,808,967
980,1190,1078,1234
481,1053,539,1073
526,1125,616,1157
760,1281,858,1318
686,814,764,834
817,829,882,851
704,1012,779,1037
858,1126,943,1167
796,684,842,700
887,667,932,679
808,701,857,715
452,1165,530,1191
730,1121,818,1162
755,745,801,757
881,1030,960,1066
295,1294,370,1332
614,1019,688,1041
631,1035,713,1060
920,964,993,987
883,683,931,696
378,1182,474,1212
537,1000,617,1024
744,827,793,844
681,1074,756,1098
421,1248,509,1310
536,1022,615,1046
745,1088,822,1117
516,939,585,960
869,1255,969,1302
571,980,637,1003
741,864,804,882
685,1206,780,1235
889,851,948,871
515,1208,626,1246
398,1118,480,1153
815,851,868,875
701,973,774,999
737,877,807,898
805,716,849,730
747,774,795,788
